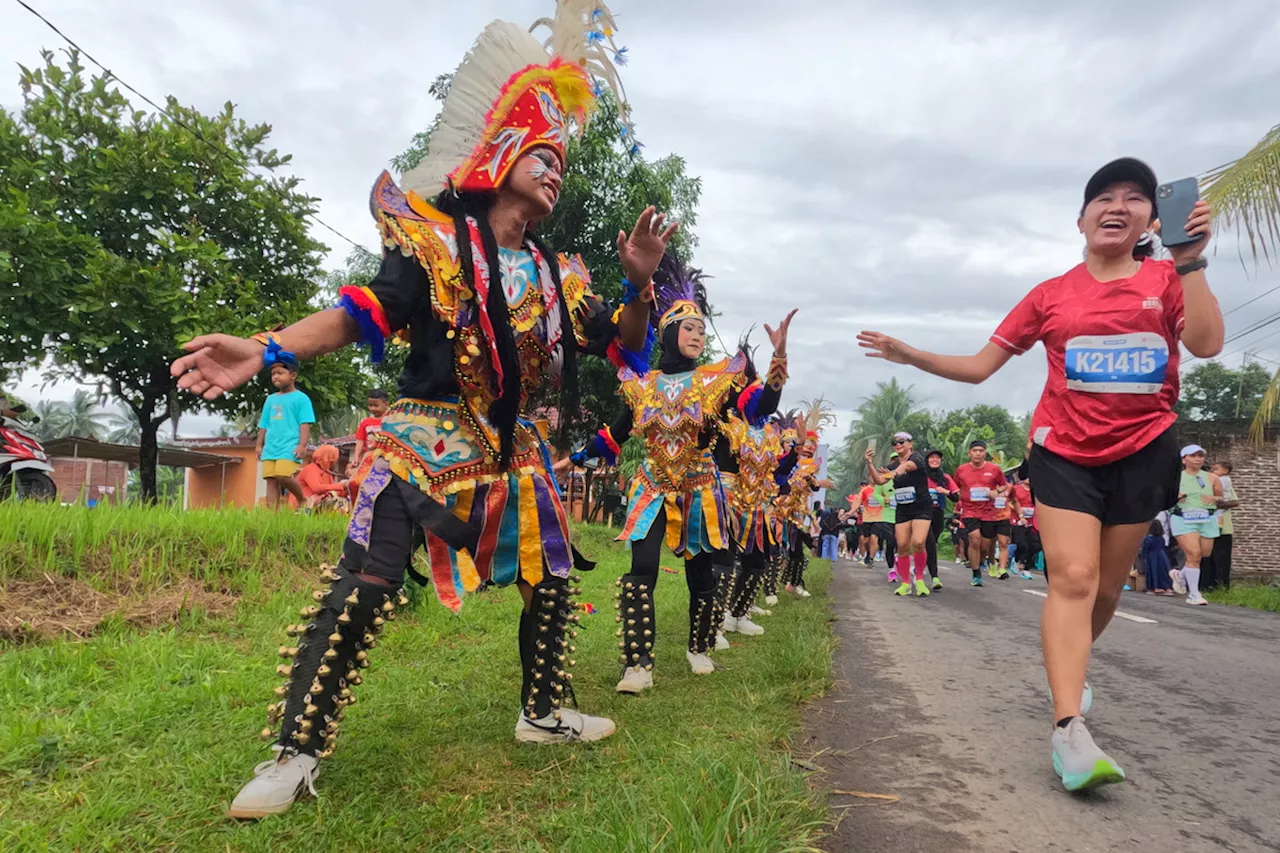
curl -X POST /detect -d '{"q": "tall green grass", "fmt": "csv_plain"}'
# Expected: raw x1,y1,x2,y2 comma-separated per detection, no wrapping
0,503,345,596
0,514,835,851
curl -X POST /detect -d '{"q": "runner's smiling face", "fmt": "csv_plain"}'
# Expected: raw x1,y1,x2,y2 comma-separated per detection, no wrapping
927,453,943,470
677,318,706,359
891,437,911,458
1078,180,1154,258
503,147,563,218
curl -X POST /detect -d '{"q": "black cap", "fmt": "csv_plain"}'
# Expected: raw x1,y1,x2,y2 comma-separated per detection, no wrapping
969,439,987,450
926,449,943,459
1083,158,1157,212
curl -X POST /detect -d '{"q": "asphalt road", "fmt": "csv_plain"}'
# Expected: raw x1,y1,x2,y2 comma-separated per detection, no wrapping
801,558,1280,853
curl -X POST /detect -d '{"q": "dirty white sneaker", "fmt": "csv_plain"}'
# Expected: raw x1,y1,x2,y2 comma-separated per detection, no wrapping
750,605,771,616
615,665,654,694
721,614,738,633
227,749,319,819
733,616,765,636
687,651,715,675
764,594,779,606
1169,568,1187,595
516,709,616,743
795,586,812,598
715,631,730,651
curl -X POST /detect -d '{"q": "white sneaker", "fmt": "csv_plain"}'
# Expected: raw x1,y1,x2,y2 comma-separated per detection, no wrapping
1081,681,1093,715
734,616,765,636
227,750,319,819
516,709,616,743
1169,569,1187,595
715,632,730,651
750,605,771,616
687,651,715,675
721,614,738,633
764,594,779,606
1187,595,1209,606
615,665,654,694
795,586,812,599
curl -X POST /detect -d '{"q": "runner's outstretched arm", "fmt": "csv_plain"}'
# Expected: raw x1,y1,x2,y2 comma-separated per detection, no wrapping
854,336,1013,385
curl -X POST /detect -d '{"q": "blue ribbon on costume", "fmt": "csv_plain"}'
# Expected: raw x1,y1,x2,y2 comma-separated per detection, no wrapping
518,417,557,476
261,337,298,370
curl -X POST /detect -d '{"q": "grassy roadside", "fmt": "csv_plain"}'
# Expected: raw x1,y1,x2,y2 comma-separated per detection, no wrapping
1205,581,1280,613
0,511,835,852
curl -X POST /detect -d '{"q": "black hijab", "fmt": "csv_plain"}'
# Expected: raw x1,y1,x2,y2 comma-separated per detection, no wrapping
658,321,697,374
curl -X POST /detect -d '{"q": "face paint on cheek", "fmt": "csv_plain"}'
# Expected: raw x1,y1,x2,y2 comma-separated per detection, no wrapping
527,160,550,180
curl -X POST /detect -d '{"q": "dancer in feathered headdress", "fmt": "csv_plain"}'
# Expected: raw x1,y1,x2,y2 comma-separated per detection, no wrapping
560,253,796,692
172,2,682,818
712,329,794,638
772,398,836,598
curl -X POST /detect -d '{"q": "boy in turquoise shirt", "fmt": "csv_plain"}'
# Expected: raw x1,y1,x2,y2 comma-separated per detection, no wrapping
256,359,315,510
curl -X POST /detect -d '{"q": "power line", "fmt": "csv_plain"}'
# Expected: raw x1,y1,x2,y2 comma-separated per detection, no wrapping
1223,282,1280,318
13,0,376,260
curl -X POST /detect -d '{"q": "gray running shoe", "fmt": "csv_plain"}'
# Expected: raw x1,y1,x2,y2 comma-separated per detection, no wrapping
1051,717,1125,792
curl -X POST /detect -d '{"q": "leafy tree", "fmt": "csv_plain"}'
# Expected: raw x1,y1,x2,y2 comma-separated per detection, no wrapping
1179,360,1270,422
827,378,924,503
933,405,1025,459
0,50,367,499
1202,121,1280,264
105,405,142,444
393,89,702,443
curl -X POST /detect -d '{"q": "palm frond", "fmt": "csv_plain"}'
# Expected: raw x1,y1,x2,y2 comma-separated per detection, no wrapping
1248,363,1280,443
1201,122,1280,266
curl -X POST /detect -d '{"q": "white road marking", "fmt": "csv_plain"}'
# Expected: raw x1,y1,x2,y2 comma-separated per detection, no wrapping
1021,589,1158,624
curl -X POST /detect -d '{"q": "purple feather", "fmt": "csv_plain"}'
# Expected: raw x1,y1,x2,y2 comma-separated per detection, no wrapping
651,252,709,326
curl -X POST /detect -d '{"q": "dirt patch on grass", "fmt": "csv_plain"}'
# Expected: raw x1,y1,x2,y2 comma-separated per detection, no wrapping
0,574,238,645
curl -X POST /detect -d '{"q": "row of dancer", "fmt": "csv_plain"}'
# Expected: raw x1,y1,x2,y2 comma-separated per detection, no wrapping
169,1,825,819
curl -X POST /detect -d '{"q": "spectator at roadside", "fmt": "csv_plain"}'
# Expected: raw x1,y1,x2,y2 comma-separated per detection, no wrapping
816,501,841,561
349,388,390,475
256,359,314,512
1204,461,1240,591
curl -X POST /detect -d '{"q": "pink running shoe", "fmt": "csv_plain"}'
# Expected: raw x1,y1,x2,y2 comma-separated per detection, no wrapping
887,570,899,584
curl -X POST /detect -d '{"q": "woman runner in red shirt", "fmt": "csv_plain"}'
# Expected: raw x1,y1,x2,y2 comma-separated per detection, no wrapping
857,158,1221,792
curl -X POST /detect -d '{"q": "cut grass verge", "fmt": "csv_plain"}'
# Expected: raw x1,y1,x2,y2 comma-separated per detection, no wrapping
0,513,835,852
1204,580,1280,613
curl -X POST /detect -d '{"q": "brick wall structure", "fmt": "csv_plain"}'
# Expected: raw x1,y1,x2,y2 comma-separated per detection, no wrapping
50,456,129,504
1176,420,1279,579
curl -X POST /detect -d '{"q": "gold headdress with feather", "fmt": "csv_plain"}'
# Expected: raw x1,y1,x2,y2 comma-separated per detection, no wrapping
401,1,635,198
799,396,836,446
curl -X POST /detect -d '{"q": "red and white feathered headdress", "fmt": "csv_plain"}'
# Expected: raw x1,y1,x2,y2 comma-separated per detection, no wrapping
401,2,635,197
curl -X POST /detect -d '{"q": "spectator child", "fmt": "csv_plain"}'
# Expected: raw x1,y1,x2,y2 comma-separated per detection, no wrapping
256,360,315,511
350,388,391,474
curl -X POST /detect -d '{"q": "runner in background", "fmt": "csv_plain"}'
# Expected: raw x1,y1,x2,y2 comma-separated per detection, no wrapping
865,433,934,597
991,479,1015,579
876,469,898,580
924,450,959,590
1169,444,1222,606
857,157,1221,791
1010,477,1040,579
859,479,885,569
953,439,1006,587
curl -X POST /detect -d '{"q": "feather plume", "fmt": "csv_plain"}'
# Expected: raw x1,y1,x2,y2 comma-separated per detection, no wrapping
799,396,836,438
651,252,709,329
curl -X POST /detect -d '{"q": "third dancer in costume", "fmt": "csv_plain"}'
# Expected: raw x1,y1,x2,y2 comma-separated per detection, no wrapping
562,256,795,690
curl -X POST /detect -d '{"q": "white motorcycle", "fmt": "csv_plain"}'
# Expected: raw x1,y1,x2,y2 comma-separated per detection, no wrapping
0,403,57,501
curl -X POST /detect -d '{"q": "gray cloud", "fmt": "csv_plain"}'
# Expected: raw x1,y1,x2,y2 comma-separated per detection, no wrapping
3,0,1277,441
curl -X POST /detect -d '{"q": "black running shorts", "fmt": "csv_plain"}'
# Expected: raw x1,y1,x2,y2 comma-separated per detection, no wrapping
963,518,997,540
1027,426,1179,526
994,521,1013,538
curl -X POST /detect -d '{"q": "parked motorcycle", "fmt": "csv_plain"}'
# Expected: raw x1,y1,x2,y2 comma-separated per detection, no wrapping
0,403,57,501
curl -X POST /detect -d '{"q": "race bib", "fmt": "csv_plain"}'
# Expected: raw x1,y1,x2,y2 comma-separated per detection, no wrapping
993,496,1008,509
1065,333,1169,394
1021,507,1035,519
1183,508,1211,522
895,487,916,503
868,497,882,507
969,487,990,502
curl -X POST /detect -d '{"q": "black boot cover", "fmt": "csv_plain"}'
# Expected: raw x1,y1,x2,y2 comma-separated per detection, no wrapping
688,583,717,654
520,575,583,721
266,565,406,760
729,551,766,618
615,573,655,674
710,550,736,636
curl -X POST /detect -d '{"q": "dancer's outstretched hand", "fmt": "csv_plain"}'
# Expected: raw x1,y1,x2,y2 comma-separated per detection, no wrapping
171,334,264,400
617,206,679,289
857,330,913,365
765,309,799,356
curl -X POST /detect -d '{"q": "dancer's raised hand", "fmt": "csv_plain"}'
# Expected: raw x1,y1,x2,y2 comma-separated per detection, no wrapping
617,206,679,288
765,309,799,356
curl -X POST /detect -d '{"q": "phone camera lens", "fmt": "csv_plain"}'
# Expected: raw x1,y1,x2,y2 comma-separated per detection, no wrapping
1157,185,1173,199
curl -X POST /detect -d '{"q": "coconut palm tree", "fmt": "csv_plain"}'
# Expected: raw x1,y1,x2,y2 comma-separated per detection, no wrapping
827,379,923,501
59,389,108,440
105,406,142,444
1203,122,1280,440
29,400,69,442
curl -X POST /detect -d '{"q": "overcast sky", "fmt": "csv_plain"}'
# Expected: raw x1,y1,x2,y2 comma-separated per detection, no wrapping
4,0,1279,441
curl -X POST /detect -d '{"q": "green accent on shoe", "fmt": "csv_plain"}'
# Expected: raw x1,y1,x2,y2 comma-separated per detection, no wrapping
893,582,911,596
997,569,1010,580
970,576,984,587
931,577,943,590
1053,752,1127,792
988,565,1000,578
914,579,930,596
